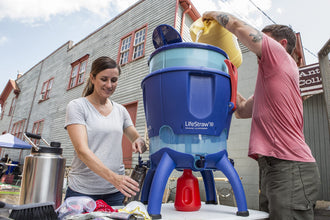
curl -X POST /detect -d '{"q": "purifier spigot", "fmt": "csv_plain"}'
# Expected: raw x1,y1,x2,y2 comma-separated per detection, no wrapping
195,154,205,169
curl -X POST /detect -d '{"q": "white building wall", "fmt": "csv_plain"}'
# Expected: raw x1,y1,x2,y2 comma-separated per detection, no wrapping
227,50,259,209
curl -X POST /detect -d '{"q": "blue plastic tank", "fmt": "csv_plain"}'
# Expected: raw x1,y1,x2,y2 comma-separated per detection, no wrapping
149,42,229,73
142,42,235,156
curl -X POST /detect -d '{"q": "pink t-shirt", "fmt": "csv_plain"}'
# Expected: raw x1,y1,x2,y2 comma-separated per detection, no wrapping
248,34,315,162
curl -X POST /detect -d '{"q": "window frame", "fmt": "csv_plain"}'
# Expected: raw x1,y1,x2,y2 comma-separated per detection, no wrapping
32,119,44,145
67,54,89,90
8,97,16,116
118,24,148,66
11,119,26,139
39,77,54,103
132,28,147,60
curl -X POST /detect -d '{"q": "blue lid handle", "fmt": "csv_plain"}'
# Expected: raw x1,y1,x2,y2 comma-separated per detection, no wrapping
152,24,182,49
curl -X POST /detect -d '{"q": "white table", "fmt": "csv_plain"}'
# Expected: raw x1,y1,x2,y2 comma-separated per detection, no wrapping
68,203,269,219
156,203,269,220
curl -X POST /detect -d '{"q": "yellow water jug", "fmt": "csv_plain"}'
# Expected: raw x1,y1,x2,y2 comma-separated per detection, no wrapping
190,18,242,68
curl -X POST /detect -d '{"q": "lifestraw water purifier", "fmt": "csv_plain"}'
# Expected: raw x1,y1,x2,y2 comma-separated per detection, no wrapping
140,25,249,219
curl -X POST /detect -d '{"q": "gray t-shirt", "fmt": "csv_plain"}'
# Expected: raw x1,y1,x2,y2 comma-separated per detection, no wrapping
65,97,133,194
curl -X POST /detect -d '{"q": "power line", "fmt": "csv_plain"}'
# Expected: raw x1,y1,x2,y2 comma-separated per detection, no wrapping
303,47,318,59
248,0,276,24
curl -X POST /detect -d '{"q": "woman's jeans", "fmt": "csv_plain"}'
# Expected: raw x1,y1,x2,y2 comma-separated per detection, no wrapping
65,187,124,206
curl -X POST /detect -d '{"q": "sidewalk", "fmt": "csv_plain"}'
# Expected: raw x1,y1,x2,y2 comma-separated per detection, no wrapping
0,183,20,204
315,200,330,220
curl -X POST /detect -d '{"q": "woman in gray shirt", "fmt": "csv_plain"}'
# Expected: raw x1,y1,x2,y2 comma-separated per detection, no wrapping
65,56,146,206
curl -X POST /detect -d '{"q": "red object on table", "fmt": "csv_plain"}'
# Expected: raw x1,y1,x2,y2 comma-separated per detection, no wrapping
94,200,118,213
174,169,201,211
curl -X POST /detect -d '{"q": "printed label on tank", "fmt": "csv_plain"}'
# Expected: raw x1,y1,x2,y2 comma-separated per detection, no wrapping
184,121,214,130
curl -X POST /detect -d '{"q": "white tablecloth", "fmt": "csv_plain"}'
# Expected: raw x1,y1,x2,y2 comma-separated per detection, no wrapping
157,203,269,220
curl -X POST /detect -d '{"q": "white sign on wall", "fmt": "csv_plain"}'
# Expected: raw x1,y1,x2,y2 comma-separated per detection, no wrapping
299,63,323,96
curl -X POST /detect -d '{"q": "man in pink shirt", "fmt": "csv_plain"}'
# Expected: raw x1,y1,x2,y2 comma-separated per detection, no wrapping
203,11,320,219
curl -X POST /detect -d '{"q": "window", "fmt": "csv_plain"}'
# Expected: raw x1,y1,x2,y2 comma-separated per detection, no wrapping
32,120,44,145
39,78,54,102
8,97,16,116
11,119,26,139
118,25,147,65
120,36,132,65
68,55,89,89
133,28,146,59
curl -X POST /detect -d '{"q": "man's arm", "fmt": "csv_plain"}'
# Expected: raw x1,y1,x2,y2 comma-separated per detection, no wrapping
235,93,254,119
203,11,263,58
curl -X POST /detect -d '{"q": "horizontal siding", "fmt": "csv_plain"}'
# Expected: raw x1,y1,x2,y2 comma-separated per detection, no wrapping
303,93,330,200
239,41,249,53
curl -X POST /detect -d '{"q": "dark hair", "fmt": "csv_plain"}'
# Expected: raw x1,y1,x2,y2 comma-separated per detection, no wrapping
262,24,296,55
82,56,121,97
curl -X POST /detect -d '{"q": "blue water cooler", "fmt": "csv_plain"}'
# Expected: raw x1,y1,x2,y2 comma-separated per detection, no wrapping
140,25,249,219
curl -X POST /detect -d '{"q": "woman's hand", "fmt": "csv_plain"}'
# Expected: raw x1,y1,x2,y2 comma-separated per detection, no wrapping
132,137,146,154
113,173,140,197
124,126,147,154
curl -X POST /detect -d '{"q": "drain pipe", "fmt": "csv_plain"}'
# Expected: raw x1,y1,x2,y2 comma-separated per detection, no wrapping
180,3,192,36
25,60,44,133
174,0,179,29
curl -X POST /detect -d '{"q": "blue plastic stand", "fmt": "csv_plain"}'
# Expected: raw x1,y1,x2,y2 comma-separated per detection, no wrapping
201,170,217,204
141,148,249,219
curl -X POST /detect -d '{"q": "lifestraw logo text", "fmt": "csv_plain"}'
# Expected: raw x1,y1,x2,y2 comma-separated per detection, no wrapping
184,121,214,130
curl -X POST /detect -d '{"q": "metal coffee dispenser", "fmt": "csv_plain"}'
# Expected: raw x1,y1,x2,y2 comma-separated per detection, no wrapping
20,132,66,209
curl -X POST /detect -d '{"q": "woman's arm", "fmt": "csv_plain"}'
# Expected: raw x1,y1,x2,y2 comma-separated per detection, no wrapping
66,124,139,197
124,126,147,154
235,93,254,119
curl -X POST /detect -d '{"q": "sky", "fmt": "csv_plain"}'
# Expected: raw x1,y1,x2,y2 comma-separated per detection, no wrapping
0,0,329,96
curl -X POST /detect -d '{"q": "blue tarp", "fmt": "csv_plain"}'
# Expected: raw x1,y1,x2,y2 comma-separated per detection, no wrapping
0,133,31,149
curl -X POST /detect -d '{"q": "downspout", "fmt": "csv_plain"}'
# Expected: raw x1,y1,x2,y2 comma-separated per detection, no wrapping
25,60,44,133
174,0,180,29
180,3,192,36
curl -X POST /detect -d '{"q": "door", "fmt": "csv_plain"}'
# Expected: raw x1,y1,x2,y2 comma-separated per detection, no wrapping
122,101,138,168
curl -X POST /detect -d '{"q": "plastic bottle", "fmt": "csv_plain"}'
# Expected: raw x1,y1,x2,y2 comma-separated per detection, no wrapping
174,169,201,211
123,164,147,205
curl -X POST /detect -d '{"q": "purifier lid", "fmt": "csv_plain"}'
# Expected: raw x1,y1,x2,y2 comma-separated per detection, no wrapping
152,24,182,49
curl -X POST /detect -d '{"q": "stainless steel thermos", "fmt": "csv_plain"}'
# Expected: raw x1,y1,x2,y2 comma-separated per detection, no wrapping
20,133,66,208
